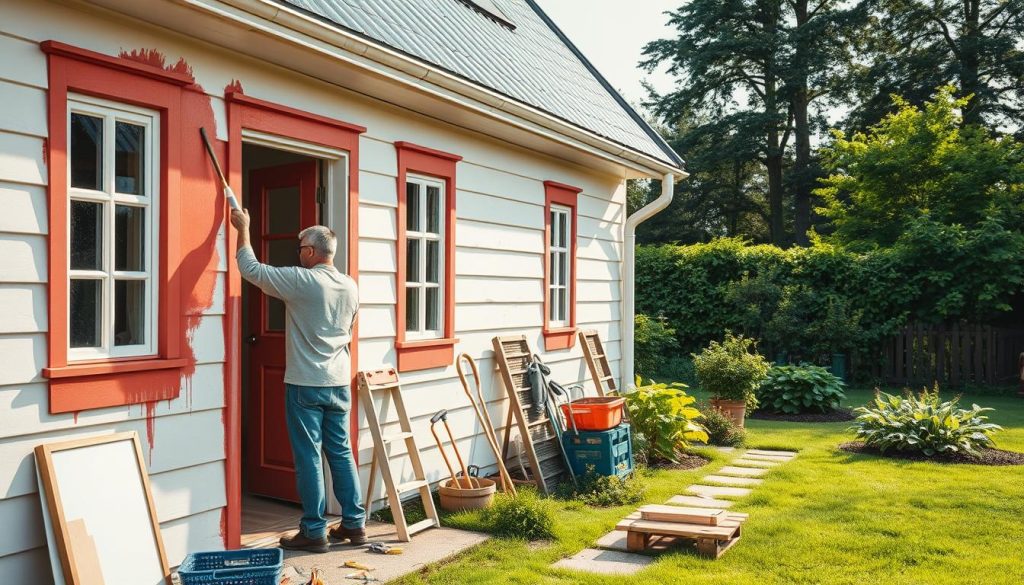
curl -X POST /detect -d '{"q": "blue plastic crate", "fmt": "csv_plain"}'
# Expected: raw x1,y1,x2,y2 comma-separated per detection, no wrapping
561,423,634,478
178,548,283,585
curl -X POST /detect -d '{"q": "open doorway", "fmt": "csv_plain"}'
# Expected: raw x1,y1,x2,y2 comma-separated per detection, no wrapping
238,141,347,547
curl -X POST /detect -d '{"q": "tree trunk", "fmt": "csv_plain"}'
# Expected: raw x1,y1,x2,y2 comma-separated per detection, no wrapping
960,0,982,125
792,0,812,245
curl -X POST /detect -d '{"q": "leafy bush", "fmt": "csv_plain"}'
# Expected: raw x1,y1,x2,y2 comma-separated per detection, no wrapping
758,364,846,414
852,387,1003,456
692,333,770,409
556,466,646,507
699,406,746,446
481,489,555,540
624,377,708,463
635,313,679,377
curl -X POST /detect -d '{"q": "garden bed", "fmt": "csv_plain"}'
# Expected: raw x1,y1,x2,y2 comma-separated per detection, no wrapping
839,441,1024,465
648,452,711,471
750,408,856,423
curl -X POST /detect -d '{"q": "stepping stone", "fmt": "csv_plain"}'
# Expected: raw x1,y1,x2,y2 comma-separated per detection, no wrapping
553,548,653,575
742,453,794,462
732,459,780,468
712,446,738,453
718,465,769,477
747,449,797,457
666,495,735,508
702,475,763,487
596,530,686,553
686,485,752,499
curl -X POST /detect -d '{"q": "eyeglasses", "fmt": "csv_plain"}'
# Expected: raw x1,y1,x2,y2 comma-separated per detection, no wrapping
297,245,313,255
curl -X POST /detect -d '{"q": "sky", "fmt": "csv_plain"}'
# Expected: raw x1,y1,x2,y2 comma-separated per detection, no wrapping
533,0,682,111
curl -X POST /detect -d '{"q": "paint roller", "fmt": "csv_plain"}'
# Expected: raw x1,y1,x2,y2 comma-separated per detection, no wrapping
199,127,241,211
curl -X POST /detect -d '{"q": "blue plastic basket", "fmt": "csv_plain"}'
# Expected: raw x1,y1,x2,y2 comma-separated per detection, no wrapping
178,548,283,585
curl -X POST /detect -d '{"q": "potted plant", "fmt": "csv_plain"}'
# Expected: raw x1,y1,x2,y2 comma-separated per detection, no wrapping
692,332,770,428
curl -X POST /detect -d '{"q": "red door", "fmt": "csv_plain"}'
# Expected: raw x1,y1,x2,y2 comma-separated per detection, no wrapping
245,160,318,502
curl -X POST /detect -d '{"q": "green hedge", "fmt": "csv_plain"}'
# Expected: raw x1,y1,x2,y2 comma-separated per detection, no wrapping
635,218,1024,372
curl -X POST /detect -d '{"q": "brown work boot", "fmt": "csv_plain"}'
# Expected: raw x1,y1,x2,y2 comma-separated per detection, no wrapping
279,531,329,553
328,525,367,545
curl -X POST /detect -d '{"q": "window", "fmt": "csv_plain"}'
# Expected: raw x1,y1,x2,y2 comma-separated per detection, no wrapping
404,175,446,339
542,181,581,351
548,205,571,327
67,95,159,360
394,141,461,372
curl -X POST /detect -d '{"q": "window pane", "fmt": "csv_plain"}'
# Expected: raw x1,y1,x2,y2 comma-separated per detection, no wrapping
558,250,567,286
267,185,300,234
549,252,558,285
406,183,421,231
549,211,557,247
406,239,421,283
70,200,103,270
559,213,568,248
114,280,146,346
405,286,420,332
268,239,297,267
426,240,439,284
115,205,145,271
558,288,567,322
70,279,102,348
426,287,439,331
267,298,285,331
549,288,558,322
426,185,440,234
70,114,103,190
115,122,145,194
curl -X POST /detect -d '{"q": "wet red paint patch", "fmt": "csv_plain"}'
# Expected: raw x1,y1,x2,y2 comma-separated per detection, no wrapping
118,48,193,78
225,79,243,94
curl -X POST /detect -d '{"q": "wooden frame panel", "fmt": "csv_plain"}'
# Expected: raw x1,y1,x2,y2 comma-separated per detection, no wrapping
542,180,581,351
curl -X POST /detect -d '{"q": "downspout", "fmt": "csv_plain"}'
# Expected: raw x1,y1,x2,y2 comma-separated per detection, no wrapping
622,173,677,392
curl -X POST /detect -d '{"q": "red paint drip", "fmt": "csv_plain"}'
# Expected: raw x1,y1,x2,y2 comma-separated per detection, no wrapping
72,410,79,424
144,400,157,460
41,137,49,166
224,79,244,94
118,48,194,79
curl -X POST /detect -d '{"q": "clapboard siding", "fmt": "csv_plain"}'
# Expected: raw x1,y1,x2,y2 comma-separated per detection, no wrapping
0,81,46,138
0,33,47,89
0,182,46,235
0,233,46,283
0,284,46,334
0,132,46,186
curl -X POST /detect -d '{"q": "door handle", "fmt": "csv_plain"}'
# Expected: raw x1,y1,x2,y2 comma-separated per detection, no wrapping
246,335,258,345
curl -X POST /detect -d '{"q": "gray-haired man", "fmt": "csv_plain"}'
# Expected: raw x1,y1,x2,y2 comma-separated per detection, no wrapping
230,208,365,553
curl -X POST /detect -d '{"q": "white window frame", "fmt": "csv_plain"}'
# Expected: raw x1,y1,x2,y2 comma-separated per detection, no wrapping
548,205,571,328
67,94,160,361
404,174,446,340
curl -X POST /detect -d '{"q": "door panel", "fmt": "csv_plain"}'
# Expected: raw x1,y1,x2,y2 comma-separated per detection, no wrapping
245,159,318,502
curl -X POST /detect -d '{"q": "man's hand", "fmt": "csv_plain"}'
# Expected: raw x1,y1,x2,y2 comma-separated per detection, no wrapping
230,208,251,231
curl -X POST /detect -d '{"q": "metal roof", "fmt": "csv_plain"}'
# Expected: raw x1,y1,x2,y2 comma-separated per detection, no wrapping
274,0,683,168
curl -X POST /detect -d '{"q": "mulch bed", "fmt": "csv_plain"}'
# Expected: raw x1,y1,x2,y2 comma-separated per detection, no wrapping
749,408,856,423
650,452,711,471
839,441,1024,466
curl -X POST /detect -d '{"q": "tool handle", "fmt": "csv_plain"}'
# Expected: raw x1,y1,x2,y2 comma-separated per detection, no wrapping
430,409,448,424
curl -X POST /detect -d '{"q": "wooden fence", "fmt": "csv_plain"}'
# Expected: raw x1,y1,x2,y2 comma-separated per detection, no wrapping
870,323,1024,387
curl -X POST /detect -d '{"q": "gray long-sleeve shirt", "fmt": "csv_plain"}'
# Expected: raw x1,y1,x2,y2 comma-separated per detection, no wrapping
237,245,358,386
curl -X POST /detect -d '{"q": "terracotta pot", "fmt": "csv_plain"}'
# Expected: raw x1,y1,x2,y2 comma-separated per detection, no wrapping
710,398,747,429
439,477,496,511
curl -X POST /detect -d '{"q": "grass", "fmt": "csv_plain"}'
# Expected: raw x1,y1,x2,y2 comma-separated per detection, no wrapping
390,387,1024,584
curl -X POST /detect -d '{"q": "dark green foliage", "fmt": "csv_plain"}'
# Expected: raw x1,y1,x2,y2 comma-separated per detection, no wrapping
635,313,679,377
556,466,647,507
692,333,771,408
852,388,1003,456
624,378,709,463
370,494,433,525
481,490,555,541
698,406,746,447
759,364,846,414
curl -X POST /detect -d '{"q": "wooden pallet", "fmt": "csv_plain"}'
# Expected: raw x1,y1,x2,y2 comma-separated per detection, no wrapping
579,329,617,396
492,335,568,495
615,505,748,558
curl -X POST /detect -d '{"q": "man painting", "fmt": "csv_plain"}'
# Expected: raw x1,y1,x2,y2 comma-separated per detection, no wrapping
230,208,365,553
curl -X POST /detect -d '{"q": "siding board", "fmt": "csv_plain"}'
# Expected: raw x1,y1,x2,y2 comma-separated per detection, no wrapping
0,182,46,235
0,284,46,334
0,132,46,186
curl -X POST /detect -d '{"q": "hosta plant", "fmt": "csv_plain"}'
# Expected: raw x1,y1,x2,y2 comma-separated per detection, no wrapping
625,377,708,463
852,387,1003,456
758,364,846,414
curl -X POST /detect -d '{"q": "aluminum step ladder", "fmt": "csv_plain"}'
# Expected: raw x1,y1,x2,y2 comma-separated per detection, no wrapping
359,367,440,542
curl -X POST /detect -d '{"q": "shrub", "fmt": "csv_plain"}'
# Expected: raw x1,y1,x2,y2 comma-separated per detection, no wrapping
624,377,708,463
851,387,1003,456
692,333,770,409
758,364,846,414
557,466,646,507
482,489,555,540
699,406,746,446
635,313,679,377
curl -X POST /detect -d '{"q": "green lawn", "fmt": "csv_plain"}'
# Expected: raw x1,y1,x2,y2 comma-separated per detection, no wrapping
393,388,1024,585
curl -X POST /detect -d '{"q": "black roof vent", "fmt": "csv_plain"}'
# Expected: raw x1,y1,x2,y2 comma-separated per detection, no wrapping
458,0,516,29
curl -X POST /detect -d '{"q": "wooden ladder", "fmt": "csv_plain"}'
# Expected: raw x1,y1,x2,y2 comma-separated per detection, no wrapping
579,329,618,396
492,335,568,495
359,367,440,542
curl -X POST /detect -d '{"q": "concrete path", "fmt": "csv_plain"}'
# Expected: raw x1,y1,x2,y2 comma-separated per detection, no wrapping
702,474,764,486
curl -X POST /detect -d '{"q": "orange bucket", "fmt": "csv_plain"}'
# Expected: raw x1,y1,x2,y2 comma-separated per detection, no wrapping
560,397,625,431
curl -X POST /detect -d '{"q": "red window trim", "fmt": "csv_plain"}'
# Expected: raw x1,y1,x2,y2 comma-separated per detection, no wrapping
543,180,582,351
394,141,461,372
41,41,187,413
224,89,365,549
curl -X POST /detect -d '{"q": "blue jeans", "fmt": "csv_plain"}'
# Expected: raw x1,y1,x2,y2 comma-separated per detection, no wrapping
285,383,365,538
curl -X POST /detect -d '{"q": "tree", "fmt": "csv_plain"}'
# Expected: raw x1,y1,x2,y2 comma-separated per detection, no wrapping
643,0,863,246
816,87,1024,247
850,0,1024,131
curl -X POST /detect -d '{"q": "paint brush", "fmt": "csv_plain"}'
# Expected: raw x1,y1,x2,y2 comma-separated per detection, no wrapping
199,127,241,211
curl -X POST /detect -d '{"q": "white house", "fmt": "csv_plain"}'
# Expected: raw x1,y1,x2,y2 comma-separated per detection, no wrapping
0,0,684,578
